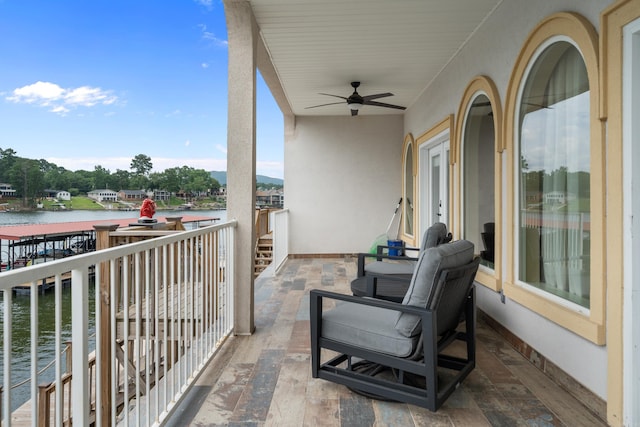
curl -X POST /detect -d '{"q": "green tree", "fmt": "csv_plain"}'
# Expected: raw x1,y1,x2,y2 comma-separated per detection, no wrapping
93,165,111,190
69,170,93,194
44,166,72,190
8,158,44,207
0,148,17,183
111,169,131,191
130,154,153,176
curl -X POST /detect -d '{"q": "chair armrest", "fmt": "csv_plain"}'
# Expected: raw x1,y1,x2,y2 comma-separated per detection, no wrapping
375,244,419,256
310,289,428,316
357,252,419,277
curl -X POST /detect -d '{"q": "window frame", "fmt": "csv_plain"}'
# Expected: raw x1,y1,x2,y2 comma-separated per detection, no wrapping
503,12,604,344
401,133,417,247
455,76,503,292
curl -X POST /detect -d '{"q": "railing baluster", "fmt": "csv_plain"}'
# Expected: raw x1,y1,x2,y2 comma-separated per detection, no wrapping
31,280,38,424
0,221,237,426
71,268,89,426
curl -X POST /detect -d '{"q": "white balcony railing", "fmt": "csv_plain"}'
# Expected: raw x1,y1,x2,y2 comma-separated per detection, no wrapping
272,209,289,273
0,220,237,426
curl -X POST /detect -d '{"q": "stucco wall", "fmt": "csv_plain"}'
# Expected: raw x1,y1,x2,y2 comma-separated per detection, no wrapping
286,115,403,255
402,0,611,399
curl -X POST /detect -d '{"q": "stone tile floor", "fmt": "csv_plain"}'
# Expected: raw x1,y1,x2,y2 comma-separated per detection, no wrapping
166,257,608,426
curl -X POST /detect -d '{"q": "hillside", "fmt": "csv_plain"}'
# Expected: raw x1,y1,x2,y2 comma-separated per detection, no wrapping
210,171,283,186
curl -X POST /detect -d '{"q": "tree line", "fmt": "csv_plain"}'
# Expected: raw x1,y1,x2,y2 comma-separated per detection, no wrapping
0,148,221,205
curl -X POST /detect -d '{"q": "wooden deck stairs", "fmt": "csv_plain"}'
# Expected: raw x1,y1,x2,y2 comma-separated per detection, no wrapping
254,233,273,277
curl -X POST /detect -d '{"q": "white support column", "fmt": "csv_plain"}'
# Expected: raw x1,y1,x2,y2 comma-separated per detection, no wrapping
223,0,257,334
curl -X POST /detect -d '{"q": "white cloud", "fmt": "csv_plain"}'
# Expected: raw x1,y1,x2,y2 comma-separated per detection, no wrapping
64,86,117,106
6,81,118,115
257,160,284,179
215,144,227,154
46,156,283,179
50,105,70,115
198,24,228,48
194,0,214,11
185,140,191,147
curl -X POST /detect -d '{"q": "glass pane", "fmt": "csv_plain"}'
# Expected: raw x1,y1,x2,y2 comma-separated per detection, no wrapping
518,41,590,308
431,152,440,224
463,95,495,268
404,144,414,236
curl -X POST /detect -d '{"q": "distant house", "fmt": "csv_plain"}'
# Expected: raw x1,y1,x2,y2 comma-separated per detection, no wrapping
56,191,71,201
43,189,71,201
256,190,284,208
0,183,17,198
87,189,118,202
543,191,576,205
153,190,171,201
118,190,148,201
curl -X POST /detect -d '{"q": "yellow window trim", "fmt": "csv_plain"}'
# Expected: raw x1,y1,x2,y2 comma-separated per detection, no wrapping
454,76,503,292
401,133,417,247
503,12,605,345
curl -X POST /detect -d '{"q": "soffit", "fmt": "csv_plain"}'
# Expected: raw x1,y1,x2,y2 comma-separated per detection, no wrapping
249,0,502,116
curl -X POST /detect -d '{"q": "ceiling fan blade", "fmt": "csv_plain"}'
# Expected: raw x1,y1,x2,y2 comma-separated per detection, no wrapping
351,109,359,116
362,92,393,101
318,93,348,100
305,101,345,109
364,100,406,110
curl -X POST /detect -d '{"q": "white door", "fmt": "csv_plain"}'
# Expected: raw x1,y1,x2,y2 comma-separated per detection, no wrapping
420,133,450,235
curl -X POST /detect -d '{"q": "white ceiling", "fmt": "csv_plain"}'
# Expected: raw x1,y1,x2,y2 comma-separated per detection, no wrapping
250,0,503,116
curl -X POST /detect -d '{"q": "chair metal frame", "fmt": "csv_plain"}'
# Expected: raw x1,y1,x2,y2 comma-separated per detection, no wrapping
310,257,479,411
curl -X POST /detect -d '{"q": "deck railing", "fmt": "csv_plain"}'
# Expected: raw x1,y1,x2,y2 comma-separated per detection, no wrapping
272,209,289,272
0,219,237,426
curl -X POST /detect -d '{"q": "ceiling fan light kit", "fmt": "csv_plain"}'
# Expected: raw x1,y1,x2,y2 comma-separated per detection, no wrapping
306,81,406,116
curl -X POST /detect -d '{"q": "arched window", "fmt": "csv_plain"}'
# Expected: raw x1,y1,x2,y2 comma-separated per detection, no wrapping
517,40,590,307
504,12,603,344
456,75,502,291
464,94,496,269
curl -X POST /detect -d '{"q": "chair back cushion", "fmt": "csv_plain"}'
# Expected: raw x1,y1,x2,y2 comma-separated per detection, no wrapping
395,240,474,337
420,222,449,251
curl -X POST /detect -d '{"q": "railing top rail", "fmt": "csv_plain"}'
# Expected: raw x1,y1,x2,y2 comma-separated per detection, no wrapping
0,219,238,290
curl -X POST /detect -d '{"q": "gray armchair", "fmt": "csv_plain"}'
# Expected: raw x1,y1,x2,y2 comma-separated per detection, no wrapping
311,240,479,411
352,222,452,302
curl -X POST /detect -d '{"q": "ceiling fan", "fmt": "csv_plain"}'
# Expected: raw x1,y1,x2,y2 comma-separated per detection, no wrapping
305,81,406,116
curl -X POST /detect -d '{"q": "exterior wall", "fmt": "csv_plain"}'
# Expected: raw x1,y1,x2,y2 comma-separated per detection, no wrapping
286,115,403,255
403,0,612,400
56,191,71,201
87,190,118,202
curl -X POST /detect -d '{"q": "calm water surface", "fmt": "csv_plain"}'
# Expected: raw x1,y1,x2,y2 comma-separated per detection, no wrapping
0,208,227,226
0,208,226,411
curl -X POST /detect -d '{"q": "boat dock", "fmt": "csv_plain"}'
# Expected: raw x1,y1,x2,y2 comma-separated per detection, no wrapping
0,214,219,294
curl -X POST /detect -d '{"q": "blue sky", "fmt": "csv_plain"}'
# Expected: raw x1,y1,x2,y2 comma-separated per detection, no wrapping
0,0,284,178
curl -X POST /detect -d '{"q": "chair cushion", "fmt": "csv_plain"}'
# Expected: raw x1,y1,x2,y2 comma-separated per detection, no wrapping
420,222,449,251
395,240,474,337
321,302,418,358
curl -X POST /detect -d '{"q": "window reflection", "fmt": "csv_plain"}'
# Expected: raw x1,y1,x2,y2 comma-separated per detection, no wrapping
404,143,414,236
463,94,495,268
518,41,590,307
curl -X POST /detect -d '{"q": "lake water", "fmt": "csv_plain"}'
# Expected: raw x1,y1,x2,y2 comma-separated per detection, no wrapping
0,208,227,226
0,208,227,411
